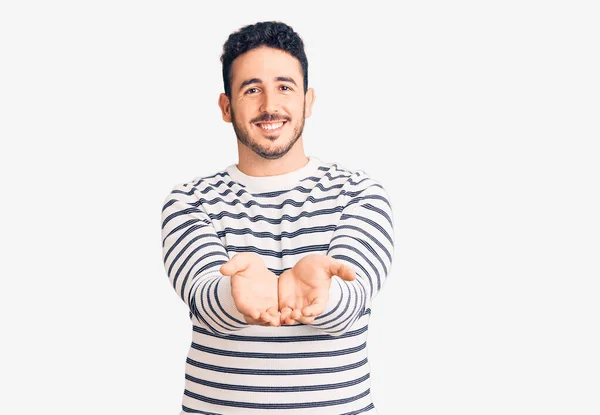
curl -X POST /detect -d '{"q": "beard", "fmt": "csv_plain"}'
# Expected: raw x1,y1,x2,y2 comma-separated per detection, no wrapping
230,104,306,160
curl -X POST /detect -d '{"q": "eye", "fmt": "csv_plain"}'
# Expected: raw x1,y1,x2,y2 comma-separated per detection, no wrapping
280,85,292,91
245,87,259,95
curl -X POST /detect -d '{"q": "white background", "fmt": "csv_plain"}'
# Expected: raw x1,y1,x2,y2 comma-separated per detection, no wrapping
1,1,599,414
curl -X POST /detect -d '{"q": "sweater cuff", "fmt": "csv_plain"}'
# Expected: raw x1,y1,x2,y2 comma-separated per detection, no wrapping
323,275,344,315
215,275,248,326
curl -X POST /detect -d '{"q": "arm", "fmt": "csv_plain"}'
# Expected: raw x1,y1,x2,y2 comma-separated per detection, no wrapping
320,181,394,335
280,179,395,336
161,184,250,334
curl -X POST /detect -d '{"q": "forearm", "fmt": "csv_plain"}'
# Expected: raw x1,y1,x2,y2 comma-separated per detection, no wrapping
307,182,394,335
187,273,250,333
161,186,250,334
308,276,369,335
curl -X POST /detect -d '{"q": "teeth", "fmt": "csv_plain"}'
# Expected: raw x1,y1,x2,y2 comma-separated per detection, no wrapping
258,122,284,130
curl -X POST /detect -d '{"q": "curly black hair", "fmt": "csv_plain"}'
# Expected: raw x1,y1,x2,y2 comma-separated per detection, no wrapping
220,21,308,98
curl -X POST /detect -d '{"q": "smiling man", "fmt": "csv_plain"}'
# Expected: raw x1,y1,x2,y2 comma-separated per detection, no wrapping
161,21,395,414
219,40,314,172
223,50,310,161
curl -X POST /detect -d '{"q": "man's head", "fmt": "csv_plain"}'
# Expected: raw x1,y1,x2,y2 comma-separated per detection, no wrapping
218,21,315,160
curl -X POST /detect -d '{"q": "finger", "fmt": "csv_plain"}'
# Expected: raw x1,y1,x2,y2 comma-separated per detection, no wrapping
262,308,282,326
258,311,279,327
219,254,248,276
246,314,273,326
258,311,271,323
283,317,300,325
245,315,262,325
267,306,280,325
288,312,315,325
296,315,316,325
279,307,292,324
245,308,261,321
301,301,326,318
327,257,356,281
279,307,292,321
291,308,302,320
245,315,262,324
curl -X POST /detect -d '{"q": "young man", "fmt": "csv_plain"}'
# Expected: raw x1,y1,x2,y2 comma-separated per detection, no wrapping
161,21,394,415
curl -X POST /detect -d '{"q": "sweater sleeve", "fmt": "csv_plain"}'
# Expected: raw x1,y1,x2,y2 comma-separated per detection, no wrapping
311,177,395,336
161,183,249,334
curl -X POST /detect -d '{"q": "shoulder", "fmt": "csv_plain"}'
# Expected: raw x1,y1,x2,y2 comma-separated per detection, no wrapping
162,167,230,207
315,160,392,216
322,161,389,200
314,159,382,191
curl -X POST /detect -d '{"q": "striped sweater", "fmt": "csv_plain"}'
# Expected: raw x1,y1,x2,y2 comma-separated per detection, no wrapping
160,156,395,415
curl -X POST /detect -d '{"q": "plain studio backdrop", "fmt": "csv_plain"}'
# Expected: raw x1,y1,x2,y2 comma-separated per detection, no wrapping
1,1,598,414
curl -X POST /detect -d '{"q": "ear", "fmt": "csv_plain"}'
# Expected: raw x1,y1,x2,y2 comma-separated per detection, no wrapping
218,93,232,123
304,88,315,118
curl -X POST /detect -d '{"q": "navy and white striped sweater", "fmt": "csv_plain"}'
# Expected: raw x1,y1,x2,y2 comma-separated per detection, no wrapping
161,156,395,415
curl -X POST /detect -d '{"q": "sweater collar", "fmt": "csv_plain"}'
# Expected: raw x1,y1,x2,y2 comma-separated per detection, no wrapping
225,156,321,192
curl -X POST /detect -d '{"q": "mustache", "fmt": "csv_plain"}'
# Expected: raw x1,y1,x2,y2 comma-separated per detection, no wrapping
251,114,291,123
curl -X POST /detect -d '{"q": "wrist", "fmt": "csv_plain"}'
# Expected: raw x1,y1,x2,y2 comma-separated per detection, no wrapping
219,275,250,323
322,275,344,315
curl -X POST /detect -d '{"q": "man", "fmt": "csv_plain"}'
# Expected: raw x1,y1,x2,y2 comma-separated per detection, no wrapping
161,21,394,415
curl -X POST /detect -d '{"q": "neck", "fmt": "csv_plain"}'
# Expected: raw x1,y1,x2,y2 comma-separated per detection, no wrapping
236,139,309,177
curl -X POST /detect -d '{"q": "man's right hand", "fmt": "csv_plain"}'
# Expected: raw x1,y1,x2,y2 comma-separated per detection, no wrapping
219,252,280,326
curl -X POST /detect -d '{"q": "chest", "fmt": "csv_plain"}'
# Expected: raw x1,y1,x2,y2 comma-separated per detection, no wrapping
204,188,345,270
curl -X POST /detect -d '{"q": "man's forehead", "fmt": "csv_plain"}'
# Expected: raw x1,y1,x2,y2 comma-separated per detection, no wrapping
239,76,298,88
231,48,303,84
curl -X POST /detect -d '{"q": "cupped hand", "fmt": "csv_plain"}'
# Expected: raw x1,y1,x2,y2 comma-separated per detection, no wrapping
278,254,356,325
219,252,280,326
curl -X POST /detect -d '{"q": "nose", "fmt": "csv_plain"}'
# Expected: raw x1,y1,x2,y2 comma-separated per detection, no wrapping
259,89,279,114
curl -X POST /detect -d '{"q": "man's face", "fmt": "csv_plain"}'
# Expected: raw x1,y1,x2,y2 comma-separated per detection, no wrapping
219,46,314,160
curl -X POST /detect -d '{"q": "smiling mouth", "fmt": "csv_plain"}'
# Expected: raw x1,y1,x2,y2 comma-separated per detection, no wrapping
255,121,287,132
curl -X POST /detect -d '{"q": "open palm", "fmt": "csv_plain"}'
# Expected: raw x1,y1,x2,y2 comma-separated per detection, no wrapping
278,254,356,325
219,252,280,326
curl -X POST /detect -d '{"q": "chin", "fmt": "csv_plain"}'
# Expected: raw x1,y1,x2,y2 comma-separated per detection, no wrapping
253,142,295,160
257,152,286,160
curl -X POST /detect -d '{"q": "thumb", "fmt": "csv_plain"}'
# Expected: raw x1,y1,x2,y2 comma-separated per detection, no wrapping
327,256,356,281
219,254,248,276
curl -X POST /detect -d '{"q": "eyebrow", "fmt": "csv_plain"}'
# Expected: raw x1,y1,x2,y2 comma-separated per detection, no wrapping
239,76,298,90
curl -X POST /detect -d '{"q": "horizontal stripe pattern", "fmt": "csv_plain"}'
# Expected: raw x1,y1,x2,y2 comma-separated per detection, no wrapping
161,157,394,414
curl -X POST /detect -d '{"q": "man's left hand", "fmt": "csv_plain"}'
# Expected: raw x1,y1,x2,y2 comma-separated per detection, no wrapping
278,254,356,325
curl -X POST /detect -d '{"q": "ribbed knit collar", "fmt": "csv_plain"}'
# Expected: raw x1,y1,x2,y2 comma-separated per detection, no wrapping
225,156,321,193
